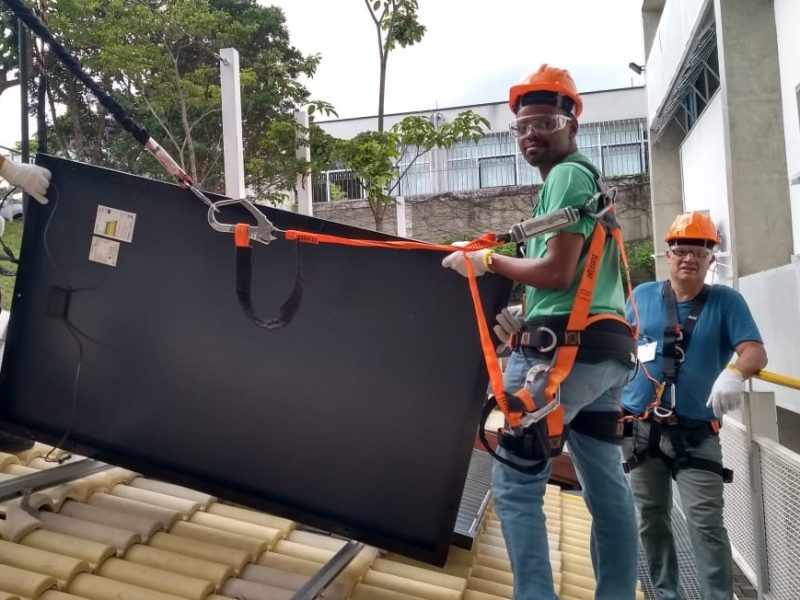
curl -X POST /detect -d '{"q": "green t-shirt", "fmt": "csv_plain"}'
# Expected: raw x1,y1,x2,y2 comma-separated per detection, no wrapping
524,151,625,320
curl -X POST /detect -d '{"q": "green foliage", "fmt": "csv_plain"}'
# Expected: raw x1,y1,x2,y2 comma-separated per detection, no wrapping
623,238,656,288
328,182,346,201
1,0,329,200
0,10,21,98
329,111,489,231
0,220,23,311
364,0,426,133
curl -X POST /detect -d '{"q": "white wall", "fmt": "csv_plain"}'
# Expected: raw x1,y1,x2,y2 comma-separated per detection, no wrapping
774,0,800,255
318,87,647,139
645,0,710,126
739,264,800,414
679,93,732,282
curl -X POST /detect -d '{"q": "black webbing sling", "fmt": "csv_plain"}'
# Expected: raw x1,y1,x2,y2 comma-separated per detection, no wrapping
660,279,709,409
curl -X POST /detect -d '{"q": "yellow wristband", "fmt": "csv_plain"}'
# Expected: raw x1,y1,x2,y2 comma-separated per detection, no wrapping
726,364,744,378
482,250,495,273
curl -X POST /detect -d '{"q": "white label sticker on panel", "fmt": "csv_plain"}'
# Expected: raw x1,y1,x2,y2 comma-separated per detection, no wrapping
89,236,120,267
94,205,136,243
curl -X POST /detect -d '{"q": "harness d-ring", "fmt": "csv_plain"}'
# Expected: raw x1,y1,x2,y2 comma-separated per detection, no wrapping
653,405,675,418
535,326,558,353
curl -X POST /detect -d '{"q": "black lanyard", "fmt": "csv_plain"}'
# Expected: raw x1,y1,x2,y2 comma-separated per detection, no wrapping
661,280,709,387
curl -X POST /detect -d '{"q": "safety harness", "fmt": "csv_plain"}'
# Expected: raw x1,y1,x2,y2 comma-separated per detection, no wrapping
477,160,639,474
622,281,733,483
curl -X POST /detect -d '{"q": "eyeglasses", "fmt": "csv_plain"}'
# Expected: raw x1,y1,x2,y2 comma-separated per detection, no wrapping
669,245,714,259
509,114,573,138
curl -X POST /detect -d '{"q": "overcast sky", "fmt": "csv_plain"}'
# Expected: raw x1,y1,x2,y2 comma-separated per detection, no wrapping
0,0,645,148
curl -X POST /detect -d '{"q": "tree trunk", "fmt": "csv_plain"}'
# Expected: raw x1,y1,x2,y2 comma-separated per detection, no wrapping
170,48,198,182
370,196,387,232
378,51,388,133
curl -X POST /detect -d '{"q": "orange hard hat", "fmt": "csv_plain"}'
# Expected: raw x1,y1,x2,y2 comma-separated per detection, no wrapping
664,212,721,246
509,64,583,117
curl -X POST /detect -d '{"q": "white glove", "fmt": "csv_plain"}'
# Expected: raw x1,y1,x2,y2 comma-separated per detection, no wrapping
706,367,744,418
493,305,523,354
441,241,493,277
0,159,52,205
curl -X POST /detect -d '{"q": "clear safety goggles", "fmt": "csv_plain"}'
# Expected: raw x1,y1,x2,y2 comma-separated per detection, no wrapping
668,245,714,259
509,114,572,138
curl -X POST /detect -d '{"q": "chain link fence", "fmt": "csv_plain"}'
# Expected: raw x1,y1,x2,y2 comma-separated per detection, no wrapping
720,405,800,599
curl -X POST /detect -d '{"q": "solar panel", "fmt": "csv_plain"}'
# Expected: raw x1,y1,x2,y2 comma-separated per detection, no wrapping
0,154,511,565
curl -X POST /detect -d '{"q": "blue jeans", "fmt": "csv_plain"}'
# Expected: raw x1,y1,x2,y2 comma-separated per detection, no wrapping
492,351,639,599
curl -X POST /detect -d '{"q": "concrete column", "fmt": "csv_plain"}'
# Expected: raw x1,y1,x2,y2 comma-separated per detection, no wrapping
395,196,407,237
219,48,245,199
648,120,685,279
642,0,665,61
295,109,313,216
715,0,792,277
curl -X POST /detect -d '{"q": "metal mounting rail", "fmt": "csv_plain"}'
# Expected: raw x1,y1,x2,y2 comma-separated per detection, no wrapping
292,539,364,600
0,458,111,504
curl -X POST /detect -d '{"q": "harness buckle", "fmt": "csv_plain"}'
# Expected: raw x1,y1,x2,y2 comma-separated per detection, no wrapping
563,331,581,346
517,326,557,352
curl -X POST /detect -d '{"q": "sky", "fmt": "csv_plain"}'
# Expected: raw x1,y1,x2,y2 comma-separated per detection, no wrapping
0,0,646,148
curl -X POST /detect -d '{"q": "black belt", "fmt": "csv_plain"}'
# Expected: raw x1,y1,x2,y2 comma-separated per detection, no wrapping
512,315,636,368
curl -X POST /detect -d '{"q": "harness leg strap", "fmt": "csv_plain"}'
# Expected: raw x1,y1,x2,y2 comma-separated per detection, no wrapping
570,410,623,444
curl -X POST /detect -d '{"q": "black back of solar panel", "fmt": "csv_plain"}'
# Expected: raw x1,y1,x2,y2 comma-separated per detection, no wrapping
0,155,511,565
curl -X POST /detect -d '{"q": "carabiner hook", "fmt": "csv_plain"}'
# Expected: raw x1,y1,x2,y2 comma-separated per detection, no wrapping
207,198,279,245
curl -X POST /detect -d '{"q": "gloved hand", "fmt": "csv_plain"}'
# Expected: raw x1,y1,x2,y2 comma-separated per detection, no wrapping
0,159,52,205
441,241,494,278
493,305,523,354
706,367,744,418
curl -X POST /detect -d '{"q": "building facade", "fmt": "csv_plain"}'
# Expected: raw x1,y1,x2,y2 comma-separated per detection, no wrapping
642,0,800,417
314,87,649,203
643,2,800,593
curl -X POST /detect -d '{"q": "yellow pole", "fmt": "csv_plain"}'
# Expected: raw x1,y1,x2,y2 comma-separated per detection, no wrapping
753,369,800,391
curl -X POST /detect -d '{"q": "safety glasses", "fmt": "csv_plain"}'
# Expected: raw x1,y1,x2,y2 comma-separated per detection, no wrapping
509,114,573,138
668,245,714,259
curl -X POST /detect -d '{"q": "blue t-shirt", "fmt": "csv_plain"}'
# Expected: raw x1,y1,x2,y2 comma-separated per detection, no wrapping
622,281,762,421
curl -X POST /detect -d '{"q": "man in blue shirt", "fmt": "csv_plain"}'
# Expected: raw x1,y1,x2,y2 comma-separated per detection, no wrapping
622,211,767,600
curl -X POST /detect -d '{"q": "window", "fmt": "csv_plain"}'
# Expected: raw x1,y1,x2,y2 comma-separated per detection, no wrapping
448,158,478,191
479,156,516,188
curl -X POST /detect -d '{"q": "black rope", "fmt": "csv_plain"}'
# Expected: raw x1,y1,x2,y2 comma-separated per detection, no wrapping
3,0,151,146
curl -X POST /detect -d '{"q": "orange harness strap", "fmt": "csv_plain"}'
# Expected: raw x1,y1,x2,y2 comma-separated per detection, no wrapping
512,220,639,445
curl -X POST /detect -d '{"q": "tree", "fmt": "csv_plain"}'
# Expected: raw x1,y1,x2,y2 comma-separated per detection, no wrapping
334,110,489,232
3,0,331,199
0,10,23,99
364,0,425,133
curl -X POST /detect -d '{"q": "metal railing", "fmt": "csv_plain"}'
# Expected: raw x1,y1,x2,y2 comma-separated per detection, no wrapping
721,368,800,600
313,118,648,202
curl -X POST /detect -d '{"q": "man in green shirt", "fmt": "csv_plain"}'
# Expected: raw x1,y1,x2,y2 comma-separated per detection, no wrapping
442,65,638,599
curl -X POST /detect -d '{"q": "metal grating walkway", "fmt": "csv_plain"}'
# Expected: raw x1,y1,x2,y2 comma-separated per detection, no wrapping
637,483,757,600
452,448,493,549
636,499,703,600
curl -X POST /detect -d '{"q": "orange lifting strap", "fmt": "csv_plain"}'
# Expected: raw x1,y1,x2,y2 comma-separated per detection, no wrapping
280,217,639,443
